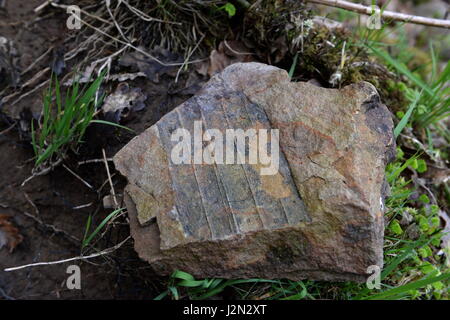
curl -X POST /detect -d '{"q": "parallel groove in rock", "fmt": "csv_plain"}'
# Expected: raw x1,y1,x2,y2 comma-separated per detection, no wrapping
218,92,265,232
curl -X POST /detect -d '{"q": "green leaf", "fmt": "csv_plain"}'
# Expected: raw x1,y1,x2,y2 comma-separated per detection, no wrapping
171,270,195,281
418,216,429,232
420,262,436,274
418,194,430,204
389,220,403,235
221,3,236,17
416,159,427,173
154,290,169,300
178,279,208,288
168,286,179,300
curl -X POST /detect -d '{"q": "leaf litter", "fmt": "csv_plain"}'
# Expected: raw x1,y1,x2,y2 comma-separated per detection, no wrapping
0,214,23,253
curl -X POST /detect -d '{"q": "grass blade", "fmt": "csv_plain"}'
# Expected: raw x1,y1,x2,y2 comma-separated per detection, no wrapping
82,208,122,248
394,90,421,138
365,273,450,300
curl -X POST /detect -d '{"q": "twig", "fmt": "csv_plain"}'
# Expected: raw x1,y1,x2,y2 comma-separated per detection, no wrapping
306,0,450,28
19,210,80,244
9,78,50,107
102,149,118,208
175,34,205,83
21,47,53,75
97,174,116,194
0,286,15,300
72,202,93,210
0,123,15,136
34,0,51,13
4,236,130,272
105,0,129,43
1,67,50,105
78,158,113,165
223,40,254,56
120,0,180,24
62,164,94,190
23,192,39,215
21,158,63,187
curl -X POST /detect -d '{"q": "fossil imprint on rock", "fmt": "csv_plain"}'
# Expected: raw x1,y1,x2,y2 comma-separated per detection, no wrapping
113,62,395,282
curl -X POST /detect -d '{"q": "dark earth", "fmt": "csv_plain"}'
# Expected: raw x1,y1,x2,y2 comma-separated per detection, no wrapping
0,0,196,299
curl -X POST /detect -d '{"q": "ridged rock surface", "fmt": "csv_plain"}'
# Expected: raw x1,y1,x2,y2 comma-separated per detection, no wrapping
114,62,395,282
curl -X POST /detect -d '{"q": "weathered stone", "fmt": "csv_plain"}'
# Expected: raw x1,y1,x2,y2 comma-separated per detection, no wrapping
113,62,395,282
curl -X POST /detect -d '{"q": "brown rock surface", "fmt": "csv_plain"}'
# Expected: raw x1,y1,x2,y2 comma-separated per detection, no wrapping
114,62,395,282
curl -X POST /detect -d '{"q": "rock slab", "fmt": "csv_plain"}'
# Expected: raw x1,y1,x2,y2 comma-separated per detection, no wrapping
113,62,395,282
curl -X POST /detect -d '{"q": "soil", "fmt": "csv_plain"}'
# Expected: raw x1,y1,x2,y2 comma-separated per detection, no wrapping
0,0,195,299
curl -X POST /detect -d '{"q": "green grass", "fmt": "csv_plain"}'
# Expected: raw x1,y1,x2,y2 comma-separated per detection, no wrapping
345,4,450,141
82,208,124,248
155,271,279,300
368,45,449,137
31,71,131,169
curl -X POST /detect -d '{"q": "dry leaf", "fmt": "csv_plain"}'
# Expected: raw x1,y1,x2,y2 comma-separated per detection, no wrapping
206,40,255,76
0,214,23,253
102,82,147,123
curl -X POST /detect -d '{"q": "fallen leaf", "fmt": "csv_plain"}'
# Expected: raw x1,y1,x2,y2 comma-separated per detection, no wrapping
205,40,255,76
102,82,147,123
0,214,23,253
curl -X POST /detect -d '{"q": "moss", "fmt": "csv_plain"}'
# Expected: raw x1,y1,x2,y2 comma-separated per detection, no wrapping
243,0,311,63
243,1,411,112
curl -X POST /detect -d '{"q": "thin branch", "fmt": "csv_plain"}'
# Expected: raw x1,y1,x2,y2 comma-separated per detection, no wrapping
78,158,113,165
62,164,94,190
306,0,450,29
23,192,39,215
0,123,15,136
102,149,118,209
19,210,80,244
72,202,93,210
4,236,130,272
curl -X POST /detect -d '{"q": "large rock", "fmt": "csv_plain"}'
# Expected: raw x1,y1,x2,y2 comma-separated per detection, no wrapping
114,62,395,282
